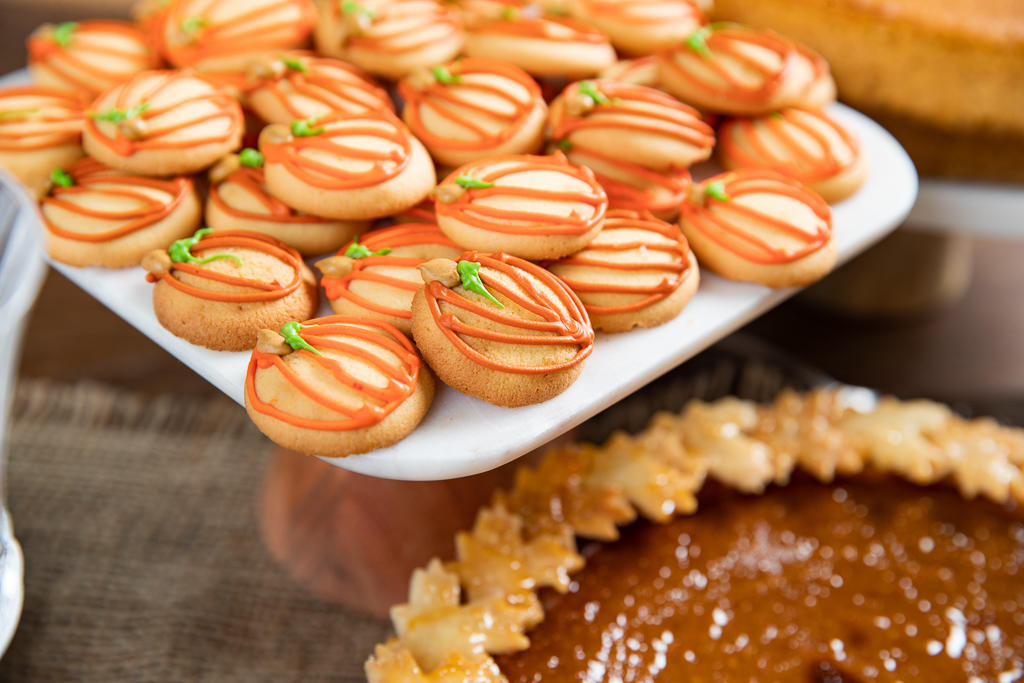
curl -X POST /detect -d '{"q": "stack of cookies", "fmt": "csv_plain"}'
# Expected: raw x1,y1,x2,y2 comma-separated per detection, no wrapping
0,0,871,457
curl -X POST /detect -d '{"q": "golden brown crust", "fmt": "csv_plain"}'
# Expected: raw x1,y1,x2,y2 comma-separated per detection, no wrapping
366,388,1024,682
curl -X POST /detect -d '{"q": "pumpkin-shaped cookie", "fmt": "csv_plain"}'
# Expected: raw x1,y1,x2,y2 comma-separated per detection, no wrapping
658,25,835,115
434,152,608,260
259,109,435,221
398,58,547,168
718,107,867,203
0,86,86,198
142,228,319,350
567,0,705,56
411,251,594,407
550,79,715,171
83,69,244,177
245,315,434,457
318,223,463,334
679,169,837,288
314,0,463,80
41,158,202,268
599,55,661,87
157,0,316,74
546,209,699,332
245,51,393,125
27,20,162,98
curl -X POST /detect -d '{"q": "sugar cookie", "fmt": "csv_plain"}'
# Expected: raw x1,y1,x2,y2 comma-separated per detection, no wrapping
434,152,607,260
314,0,463,80
545,209,699,332
156,0,316,74
40,158,202,268
549,79,715,171
567,0,705,56
318,223,463,334
658,25,835,115
462,10,616,79
143,228,319,351
245,315,434,457
411,251,594,407
560,142,690,220
398,58,547,168
392,198,437,224
259,109,435,220
599,55,661,87
206,149,370,256
245,52,393,126
83,69,244,177
0,87,86,198
679,169,837,288
717,107,867,203
27,21,162,98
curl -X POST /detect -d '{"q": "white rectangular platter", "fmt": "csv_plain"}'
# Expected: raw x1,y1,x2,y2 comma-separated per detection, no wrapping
46,104,917,481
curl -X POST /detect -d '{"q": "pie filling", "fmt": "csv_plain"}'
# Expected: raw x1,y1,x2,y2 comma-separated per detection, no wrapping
497,475,1024,682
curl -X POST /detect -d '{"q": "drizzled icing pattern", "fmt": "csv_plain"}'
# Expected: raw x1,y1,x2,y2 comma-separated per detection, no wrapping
0,87,86,151
145,228,304,302
322,224,461,318
41,158,193,242
246,52,393,121
209,164,336,226
719,107,861,184
331,0,462,55
157,0,316,71
398,58,542,151
422,251,594,375
659,26,809,108
563,145,690,216
246,315,423,431
27,21,162,97
261,109,415,190
85,69,244,157
545,209,693,316
468,13,609,44
435,152,608,236
682,169,832,265
551,80,715,161
572,0,704,26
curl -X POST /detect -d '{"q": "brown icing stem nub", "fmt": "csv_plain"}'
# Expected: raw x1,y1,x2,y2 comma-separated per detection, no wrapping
418,258,460,287
343,12,372,38
317,255,355,278
404,68,435,90
208,154,241,184
687,182,707,206
30,23,55,41
117,118,147,141
141,249,172,275
565,93,595,117
256,329,292,356
247,56,286,82
433,184,465,204
259,123,291,147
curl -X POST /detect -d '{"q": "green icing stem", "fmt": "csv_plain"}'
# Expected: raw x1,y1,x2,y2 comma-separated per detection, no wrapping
704,180,731,202
239,148,265,168
577,80,610,105
291,117,325,137
344,236,392,259
341,0,377,18
168,228,243,266
49,168,74,188
281,56,308,73
88,101,151,124
455,175,494,190
457,261,504,308
52,22,77,48
431,64,460,84
181,16,208,33
280,321,323,356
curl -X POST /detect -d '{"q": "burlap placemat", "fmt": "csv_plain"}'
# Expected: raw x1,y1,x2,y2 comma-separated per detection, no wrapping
0,380,390,682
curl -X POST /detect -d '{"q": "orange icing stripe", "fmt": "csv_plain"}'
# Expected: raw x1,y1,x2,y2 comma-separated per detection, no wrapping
393,199,437,224
398,58,540,152
719,108,859,184
209,165,335,225
340,0,462,55
145,229,304,302
471,15,609,44
424,251,594,375
42,158,191,243
681,170,832,264
262,110,414,190
27,21,162,95
245,53,393,117
435,152,608,236
86,70,244,157
0,87,86,151
322,223,460,318
159,0,316,68
567,146,690,215
245,315,422,431
601,55,660,84
659,27,797,105
574,0,704,26
546,209,692,315
552,80,715,152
